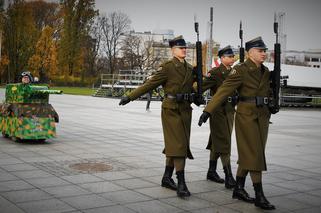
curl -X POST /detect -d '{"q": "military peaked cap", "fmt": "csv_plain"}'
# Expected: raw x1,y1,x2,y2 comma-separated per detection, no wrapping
245,36,267,51
169,35,187,48
218,45,234,57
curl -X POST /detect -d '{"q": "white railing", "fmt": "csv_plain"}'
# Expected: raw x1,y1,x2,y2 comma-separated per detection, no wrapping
100,73,148,89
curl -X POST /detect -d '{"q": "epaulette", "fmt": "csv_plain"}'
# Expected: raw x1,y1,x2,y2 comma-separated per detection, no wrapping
187,63,194,69
161,60,171,66
233,63,244,69
262,64,270,72
158,60,171,69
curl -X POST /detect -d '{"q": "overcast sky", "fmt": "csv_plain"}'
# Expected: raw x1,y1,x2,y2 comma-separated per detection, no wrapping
95,0,321,51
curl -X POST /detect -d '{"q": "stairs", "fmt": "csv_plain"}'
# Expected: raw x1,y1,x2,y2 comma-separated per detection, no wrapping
93,88,112,97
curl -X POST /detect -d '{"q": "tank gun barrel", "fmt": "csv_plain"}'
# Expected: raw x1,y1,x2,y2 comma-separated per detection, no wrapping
29,86,63,95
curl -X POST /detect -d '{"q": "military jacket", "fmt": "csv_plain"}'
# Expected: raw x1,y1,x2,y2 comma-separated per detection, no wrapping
204,59,271,171
202,64,235,153
128,57,196,159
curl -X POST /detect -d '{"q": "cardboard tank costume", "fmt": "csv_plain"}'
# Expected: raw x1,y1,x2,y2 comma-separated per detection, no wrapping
0,83,62,141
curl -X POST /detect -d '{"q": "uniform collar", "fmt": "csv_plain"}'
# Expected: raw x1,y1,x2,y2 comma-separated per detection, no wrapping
245,58,261,71
173,56,185,64
219,63,231,71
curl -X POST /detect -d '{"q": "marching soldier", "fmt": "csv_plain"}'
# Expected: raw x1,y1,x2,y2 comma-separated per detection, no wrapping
119,35,201,198
201,46,237,189
198,37,276,210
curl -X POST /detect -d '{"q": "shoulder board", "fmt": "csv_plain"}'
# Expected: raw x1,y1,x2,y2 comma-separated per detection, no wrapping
229,68,238,76
233,63,244,69
187,63,193,69
262,64,270,72
159,60,171,68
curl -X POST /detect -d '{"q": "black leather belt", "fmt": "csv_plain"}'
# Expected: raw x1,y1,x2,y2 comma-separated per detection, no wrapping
239,96,269,107
227,96,238,103
165,93,195,103
223,95,238,106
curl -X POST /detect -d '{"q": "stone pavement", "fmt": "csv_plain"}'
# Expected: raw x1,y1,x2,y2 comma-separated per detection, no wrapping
0,89,321,213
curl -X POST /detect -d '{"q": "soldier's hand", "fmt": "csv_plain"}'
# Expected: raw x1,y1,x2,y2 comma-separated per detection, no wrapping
119,96,131,106
194,95,205,106
269,106,279,114
198,112,210,126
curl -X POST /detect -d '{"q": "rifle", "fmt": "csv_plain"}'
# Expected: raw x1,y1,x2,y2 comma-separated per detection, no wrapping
239,20,245,63
193,18,204,105
269,13,281,114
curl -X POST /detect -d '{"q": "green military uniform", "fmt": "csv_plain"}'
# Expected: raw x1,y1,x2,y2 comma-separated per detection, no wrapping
204,59,271,171
122,35,194,198
200,36,276,210
202,63,235,155
128,57,195,159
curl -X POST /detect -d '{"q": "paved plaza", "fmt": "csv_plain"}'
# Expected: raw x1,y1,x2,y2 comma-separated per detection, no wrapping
0,89,321,213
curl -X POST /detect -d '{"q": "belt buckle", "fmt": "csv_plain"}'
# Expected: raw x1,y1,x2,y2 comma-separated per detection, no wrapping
227,97,232,102
184,93,189,101
264,97,268,104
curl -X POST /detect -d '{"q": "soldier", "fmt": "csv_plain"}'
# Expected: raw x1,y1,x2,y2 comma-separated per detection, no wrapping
201,46,237,189
119,35,201,198
145,90,152,111
144,74,153,111
198,37,275,210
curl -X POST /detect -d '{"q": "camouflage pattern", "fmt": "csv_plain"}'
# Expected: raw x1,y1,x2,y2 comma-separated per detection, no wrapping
5,83,62,104
0,116,56,139
0,83,61,140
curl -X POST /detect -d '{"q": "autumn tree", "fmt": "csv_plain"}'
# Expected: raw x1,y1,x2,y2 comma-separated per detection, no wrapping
0,0,5,83
28,26,57,83
58,0,97,82
27,0,60,30
2,0,38,83
81,16,103,81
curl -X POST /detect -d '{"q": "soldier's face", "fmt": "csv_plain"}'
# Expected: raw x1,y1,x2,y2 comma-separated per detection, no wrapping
249,48,266,64
22,76,30,84
221,55,235,67
172,47,186,59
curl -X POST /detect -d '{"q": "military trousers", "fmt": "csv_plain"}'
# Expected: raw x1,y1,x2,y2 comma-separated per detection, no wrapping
166,157,186,172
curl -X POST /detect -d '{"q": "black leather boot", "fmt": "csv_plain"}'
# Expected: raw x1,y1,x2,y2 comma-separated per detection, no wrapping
161,166,177,190
253,182,275,210
207,160,224,183
176,170,191,198
232,176,255,203
223,164,236,189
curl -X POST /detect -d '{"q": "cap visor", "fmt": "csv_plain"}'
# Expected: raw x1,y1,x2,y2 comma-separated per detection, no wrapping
222,53,235,57
172,45,187,48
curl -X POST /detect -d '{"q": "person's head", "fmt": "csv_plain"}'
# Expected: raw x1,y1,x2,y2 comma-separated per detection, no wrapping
218,45,235,67
169,35,187,60
21,71,33,84
245,37,267,65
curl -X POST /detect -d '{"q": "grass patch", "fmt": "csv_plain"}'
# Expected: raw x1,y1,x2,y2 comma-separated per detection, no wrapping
51,87,95,96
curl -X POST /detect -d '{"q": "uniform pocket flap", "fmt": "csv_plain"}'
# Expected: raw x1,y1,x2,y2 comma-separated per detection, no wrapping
162,99,178,109
236,106,252,115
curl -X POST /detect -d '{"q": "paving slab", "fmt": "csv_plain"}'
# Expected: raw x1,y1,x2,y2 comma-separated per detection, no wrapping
1,90,321,212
